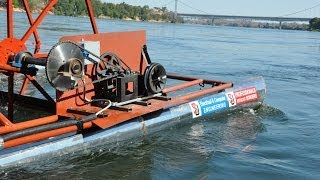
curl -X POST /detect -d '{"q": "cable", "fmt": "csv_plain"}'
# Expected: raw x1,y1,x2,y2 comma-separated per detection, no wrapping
96,100,112,115
178,0,211,14
279,2,320,17
161,0,175,7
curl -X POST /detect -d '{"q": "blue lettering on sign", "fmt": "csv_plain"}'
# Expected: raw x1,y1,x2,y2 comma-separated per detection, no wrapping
198,94,229,116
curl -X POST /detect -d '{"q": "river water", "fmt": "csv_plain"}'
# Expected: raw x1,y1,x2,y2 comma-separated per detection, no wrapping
0,12,320,179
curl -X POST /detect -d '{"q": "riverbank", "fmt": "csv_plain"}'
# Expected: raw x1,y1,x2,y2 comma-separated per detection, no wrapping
0,6,311,31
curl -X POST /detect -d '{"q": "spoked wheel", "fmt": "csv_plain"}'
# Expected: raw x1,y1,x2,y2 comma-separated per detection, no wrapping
100,52,123,72
96,52,124,80
144,63,167,94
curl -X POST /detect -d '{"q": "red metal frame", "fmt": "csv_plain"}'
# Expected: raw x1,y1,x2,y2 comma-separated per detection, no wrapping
0,0,100,121
0,0,233,150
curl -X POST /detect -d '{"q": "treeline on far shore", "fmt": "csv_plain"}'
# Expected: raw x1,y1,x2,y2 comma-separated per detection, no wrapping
309,17,320,31
0,0,320,31
0,0,181,22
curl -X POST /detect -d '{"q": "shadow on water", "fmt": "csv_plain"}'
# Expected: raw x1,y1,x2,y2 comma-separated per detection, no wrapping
0,104,287,179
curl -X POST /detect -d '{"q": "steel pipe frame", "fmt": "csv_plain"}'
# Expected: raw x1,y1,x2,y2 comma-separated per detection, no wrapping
0,115,59,134
163,79,204,93
1,80,232,149
0,1,234,150
167,73,228,85
7,0,13,38
1,0,99,121
3,122,92,149
22,0,41,54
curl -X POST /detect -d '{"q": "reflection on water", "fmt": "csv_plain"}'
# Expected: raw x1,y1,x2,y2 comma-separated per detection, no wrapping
0,105,281,179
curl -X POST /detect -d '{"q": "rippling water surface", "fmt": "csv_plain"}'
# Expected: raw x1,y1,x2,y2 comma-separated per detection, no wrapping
0,12,320,179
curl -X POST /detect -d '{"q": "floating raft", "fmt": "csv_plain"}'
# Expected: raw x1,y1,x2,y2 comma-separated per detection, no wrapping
0,0,266,167
0,77,265,167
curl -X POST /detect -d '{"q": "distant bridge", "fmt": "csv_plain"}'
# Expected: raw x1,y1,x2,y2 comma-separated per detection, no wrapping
178,13,312,22
177,13,312,29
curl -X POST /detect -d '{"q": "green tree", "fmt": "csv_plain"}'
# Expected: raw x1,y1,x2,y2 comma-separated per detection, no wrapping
309,17,320,31
13,0,20,8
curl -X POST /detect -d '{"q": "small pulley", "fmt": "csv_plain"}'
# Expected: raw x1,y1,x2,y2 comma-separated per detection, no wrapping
46,41,85,92
144,63,167,94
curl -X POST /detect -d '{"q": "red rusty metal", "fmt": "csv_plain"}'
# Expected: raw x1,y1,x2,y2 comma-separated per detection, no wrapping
25,75,55,103
0,113,12,126
4,122,92,149
167,73,227,85
0,115,58,134
22,0,41,54
92,82,232,129
7,0,13,38
19,77,30,95
34,53,48,58
57,31,148,117
59,31,148,74
163,79,204,94
0,38,27,64
0,0,235,150
92,98,189,129
85,0,99,34
180,83,233,100
21,0,58,43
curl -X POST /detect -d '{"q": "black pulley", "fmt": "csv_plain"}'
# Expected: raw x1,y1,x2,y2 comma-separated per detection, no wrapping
100,52,123,72
144,63,167,94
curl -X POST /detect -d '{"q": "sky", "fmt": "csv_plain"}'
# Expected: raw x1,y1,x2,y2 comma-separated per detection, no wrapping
103,0,320,18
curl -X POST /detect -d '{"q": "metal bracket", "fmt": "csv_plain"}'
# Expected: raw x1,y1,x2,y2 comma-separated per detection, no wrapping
153,96,171,101
67,108,108,118
110,106,132,112
133,101,150,106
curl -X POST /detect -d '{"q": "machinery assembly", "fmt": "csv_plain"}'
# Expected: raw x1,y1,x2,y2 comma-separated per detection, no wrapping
0,0,266,166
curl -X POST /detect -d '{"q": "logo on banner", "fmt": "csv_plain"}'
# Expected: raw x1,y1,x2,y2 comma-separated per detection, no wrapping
188,87,259,118
189,101,201,118
226,92,237,107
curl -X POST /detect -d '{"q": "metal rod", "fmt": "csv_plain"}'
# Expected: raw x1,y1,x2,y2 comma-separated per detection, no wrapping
167,73,227,85
22,0,41,54
7,0,13,38
180,83,233,100
19,77,29,95
0,113,12,126
113,93,162,106
0,115,58,134
0,64,36,75
21,0,58,43
85,0,99,34
163,79,203,93
26,75,55,104
24,57,47,66
4,122,92,149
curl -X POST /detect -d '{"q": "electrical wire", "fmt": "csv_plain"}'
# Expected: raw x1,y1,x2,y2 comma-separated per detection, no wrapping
96,100,112,115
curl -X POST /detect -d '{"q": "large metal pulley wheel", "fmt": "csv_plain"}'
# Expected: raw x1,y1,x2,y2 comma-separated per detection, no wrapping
100,52,123,72
46,41,85,92
144,63,167,94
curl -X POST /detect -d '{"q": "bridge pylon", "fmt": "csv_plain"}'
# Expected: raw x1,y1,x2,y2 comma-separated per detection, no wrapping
174,0,178,21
